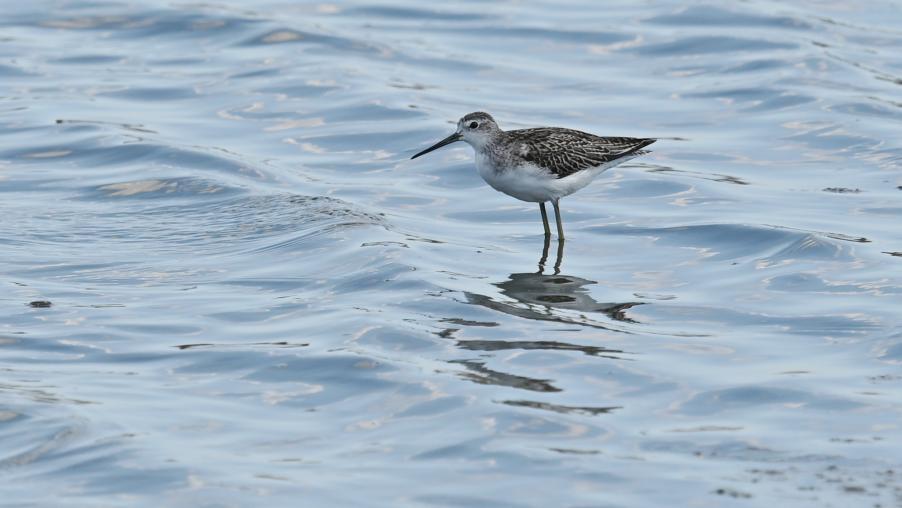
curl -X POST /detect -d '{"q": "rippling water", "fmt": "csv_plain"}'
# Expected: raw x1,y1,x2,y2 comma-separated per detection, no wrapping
2,1,902,506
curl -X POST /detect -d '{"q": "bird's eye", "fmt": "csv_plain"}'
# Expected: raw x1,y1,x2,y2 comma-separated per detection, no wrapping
469,121,479,129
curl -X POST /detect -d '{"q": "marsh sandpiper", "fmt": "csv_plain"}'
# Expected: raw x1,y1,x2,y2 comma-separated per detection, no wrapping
411,112,655,240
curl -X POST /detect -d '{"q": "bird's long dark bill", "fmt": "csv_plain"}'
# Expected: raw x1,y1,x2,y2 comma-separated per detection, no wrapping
410,132,461,159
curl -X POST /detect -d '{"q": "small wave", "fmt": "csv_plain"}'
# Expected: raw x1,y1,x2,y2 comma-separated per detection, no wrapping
675,386,864,416
344,6,487,22
34,10,259,40
93,177,239,199
98,87,198,102
0,63,33,77
632,35,797,56
646,6,811,30
601,223,861,262
240,27,389,57
115,194,385,255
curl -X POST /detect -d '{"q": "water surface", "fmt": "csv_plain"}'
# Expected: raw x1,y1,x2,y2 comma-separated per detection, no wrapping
2,1,902,506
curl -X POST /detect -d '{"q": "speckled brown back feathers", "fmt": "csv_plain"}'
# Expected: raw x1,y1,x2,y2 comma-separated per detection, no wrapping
501,127,655,178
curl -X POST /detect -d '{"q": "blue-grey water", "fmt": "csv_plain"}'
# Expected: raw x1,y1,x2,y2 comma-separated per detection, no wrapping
2,1,901,506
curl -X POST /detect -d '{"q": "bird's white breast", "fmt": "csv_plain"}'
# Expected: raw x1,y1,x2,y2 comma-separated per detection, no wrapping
474,149,621,203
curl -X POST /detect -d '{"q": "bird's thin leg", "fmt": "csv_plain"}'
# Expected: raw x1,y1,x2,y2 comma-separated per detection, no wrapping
552,199,565,241
537,233,551,274
539,202,551,237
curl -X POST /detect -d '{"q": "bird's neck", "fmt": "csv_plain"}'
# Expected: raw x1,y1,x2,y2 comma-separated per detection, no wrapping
468,130,503,153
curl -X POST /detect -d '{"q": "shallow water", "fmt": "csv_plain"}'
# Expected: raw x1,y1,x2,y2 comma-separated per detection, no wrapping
2,1,902,506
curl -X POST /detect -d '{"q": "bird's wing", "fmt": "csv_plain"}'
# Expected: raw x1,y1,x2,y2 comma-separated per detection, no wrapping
506,128,655,178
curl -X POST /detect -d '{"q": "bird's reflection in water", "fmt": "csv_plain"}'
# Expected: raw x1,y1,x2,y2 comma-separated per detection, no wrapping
538,234,565,274
451,359,562,392
465,236,642,329
447,238,643,408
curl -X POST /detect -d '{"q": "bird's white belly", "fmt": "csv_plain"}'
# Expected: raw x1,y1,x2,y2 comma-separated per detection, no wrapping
476,154,619,203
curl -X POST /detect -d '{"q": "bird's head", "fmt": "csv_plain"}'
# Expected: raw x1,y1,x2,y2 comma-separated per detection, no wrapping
411,111,500,159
